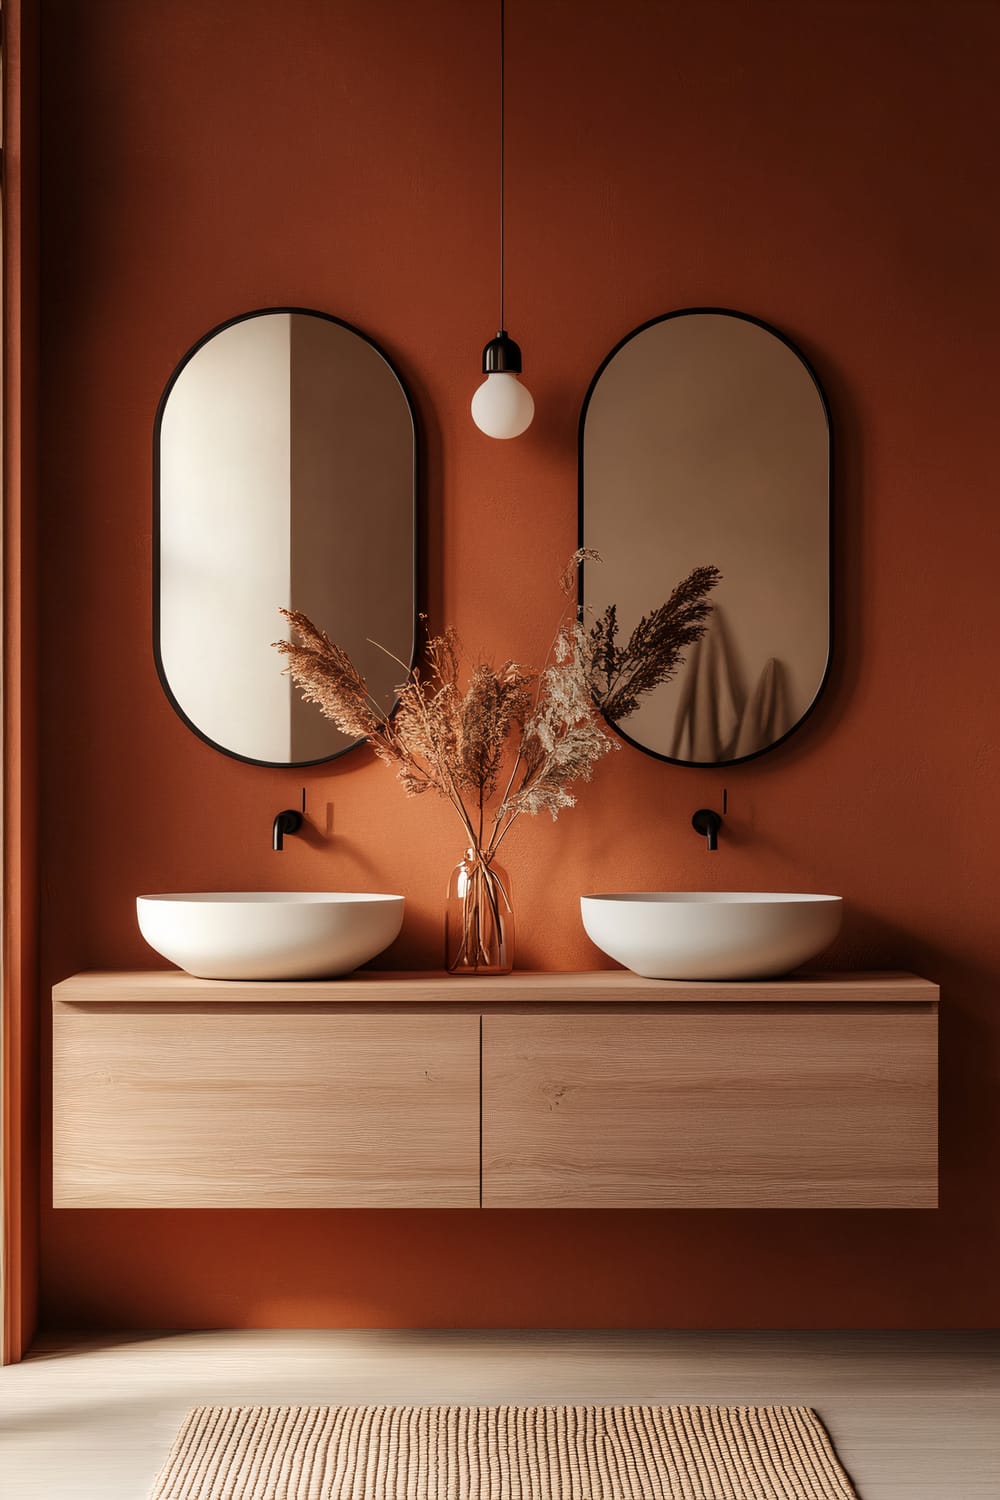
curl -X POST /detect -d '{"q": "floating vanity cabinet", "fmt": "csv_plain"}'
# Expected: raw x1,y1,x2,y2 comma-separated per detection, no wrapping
52,971,938,1211
482,1002,938,1208
52,979,480,1207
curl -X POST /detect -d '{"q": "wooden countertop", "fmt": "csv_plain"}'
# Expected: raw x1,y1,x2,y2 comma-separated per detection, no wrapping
53,969,940,1006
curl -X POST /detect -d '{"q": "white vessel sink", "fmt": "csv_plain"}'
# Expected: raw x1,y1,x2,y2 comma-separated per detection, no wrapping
580,891,842,980
136,892,405,981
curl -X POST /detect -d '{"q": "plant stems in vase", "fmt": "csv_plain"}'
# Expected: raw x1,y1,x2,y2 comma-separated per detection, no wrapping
445,848,513,975
274,549,720,976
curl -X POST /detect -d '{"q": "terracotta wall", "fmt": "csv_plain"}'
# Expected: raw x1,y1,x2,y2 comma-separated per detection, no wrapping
38,0,1000,1329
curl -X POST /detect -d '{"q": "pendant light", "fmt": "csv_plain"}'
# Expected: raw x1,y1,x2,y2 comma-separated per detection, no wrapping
471,0,535,439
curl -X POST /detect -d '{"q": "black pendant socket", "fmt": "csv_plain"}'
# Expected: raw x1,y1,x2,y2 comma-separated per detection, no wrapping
481,329,523,374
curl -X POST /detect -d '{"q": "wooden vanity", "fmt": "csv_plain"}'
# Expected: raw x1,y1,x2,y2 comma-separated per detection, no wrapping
52,970,938,1210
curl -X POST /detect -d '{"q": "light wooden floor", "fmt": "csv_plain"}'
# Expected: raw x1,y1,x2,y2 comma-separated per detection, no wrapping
1,1330,997,1498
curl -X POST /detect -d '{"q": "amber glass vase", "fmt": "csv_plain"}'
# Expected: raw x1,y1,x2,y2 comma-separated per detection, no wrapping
445,849,514,975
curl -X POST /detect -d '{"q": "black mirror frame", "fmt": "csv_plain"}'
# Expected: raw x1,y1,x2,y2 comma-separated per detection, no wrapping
152,306,419,769
578,306,833,769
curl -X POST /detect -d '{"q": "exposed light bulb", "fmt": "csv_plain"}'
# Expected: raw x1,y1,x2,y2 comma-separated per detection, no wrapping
471,372,535,439
472,329,534,439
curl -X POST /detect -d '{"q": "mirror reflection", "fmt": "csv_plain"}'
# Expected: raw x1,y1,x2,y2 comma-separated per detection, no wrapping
155,309,416,766
581,309,831,765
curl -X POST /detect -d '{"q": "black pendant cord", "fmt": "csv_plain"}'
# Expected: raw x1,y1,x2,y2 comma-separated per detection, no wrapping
477,0,523,378
499,0,505,333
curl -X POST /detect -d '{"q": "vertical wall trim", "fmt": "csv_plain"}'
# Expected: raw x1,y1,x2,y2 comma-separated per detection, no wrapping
2,0,40,1365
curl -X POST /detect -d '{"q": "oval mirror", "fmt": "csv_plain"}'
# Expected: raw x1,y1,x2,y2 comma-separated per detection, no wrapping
580,308,831,766
154,308,416,766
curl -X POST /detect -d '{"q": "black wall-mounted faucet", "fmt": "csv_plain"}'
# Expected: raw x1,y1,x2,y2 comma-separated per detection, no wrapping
692,807,723,852
273,788,307,851
272,808,303,851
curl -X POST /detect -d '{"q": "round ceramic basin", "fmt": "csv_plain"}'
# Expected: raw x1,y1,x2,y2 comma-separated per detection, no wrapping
136,891,405,981
580,891,842,980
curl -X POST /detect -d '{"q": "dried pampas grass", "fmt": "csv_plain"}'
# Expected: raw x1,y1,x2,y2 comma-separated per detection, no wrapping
274,552,719,866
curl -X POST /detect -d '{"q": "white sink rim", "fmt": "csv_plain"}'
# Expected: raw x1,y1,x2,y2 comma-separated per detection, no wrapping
138,891,403,905
584,891,841,905
580,890,843,981
137,891,405,981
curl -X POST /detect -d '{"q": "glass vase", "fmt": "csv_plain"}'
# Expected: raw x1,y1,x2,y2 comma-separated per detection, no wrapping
445,848,514,975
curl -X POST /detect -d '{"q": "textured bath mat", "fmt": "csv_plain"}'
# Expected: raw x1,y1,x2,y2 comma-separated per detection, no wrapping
149,1403,859,1499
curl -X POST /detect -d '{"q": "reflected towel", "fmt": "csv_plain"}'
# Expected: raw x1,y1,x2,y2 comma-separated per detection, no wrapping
669,609,744,762
734,656,793,759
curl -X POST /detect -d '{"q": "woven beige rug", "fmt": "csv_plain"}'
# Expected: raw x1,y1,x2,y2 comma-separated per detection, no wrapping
150,1404,859,1499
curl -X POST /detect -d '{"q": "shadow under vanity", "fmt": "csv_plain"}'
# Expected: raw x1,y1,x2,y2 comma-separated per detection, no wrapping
53,970,938,1211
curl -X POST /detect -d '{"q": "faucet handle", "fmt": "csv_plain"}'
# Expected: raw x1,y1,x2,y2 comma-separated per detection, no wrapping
273,808,304,852
692,807,723,851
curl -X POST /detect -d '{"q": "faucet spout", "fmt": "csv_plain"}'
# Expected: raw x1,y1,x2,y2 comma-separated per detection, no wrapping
273,808,303,851
691,807,722,852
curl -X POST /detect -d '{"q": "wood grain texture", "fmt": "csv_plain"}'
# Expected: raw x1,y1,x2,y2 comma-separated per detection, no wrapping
53,1009,480,1208
52,973,939,1211
482,1009,938,1208
52,969,940,1006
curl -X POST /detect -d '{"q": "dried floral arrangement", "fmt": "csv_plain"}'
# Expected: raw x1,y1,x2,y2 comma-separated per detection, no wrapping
273,551,720,871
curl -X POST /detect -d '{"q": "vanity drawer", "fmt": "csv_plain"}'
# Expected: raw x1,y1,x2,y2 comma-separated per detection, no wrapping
53,1007,480,1208
482,1006,937,1208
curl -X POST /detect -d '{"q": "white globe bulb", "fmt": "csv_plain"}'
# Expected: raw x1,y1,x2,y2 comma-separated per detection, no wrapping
471,372,535,439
